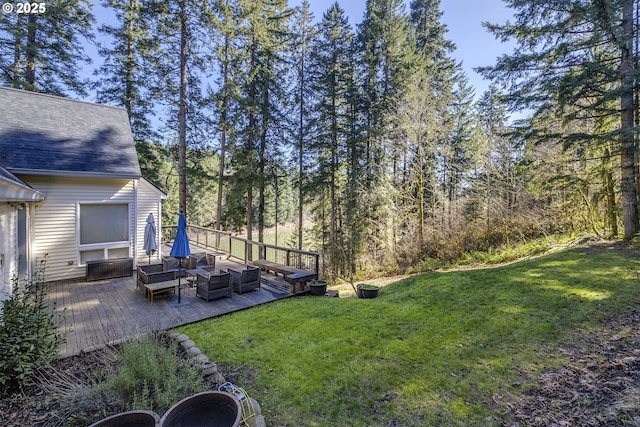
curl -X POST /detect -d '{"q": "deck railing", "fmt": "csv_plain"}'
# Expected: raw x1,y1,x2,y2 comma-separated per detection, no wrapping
162,225,320,274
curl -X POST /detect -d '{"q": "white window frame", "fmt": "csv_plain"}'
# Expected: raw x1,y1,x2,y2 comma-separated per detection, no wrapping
77,202,131,265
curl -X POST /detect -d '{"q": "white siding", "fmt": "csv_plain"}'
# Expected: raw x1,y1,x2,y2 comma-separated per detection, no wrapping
0,203,17,299
24,176,137,282
136,179,164,266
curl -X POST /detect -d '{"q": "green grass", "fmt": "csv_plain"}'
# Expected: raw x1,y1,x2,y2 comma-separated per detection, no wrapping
176,244,640,426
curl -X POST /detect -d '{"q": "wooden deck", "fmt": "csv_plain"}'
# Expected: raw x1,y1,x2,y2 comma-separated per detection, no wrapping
46,257,296,358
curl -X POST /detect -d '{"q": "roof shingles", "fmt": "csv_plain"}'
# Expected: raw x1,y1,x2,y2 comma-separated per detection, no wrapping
0,87,141,178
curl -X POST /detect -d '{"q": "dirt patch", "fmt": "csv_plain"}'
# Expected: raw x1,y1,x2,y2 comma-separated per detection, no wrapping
499,306,640,426
0,350,111,426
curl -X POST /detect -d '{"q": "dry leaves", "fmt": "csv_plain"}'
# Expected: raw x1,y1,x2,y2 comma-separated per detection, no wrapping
502,309,640,426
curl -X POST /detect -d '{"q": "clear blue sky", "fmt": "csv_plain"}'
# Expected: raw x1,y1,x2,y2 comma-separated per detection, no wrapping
296,0,515,99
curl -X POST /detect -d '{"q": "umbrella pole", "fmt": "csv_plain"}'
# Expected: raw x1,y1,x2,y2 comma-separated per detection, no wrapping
178,258,182,304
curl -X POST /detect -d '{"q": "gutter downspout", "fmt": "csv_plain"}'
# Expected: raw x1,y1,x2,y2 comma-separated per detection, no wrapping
133,179,138,270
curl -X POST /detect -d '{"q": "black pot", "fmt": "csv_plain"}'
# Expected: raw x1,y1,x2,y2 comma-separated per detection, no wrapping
309,280,327,296
160,391,242,427
88,410,160,427
356,284,379,299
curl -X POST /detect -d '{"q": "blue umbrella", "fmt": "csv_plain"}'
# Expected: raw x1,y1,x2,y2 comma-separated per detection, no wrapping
170,211,191,259
170,211,191,304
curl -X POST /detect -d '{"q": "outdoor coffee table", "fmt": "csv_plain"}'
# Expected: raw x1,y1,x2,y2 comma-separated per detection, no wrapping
144,279,179,302
186,268,212,277
186,268,212,289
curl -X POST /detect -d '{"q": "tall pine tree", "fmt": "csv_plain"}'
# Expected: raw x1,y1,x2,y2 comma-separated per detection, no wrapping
289,0,316,250
229,0,291,244
0,0,94,96
358,0,414,258
309,2,356,274
95,0,158,141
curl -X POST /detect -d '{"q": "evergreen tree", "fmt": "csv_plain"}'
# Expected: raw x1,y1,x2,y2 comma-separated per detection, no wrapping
521,104,621,238
289,0,316,250
228,0,291,244
358,0,414,258
308,3,355,273
479,0,639,239
144,0,214,217
206,0,244,235
0,0,94,96
409,0,455,101
395,0,458,255
95,0,158,141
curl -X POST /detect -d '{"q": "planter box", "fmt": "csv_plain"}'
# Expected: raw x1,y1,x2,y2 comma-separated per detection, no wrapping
86,258,133,281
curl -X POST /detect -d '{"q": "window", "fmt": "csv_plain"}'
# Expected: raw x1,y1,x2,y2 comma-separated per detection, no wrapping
78,203,130,263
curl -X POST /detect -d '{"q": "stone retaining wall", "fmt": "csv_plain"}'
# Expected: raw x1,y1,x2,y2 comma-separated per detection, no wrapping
168,331,267,427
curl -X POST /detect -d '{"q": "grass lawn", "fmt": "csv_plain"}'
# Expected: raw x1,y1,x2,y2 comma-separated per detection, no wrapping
176,242,640,426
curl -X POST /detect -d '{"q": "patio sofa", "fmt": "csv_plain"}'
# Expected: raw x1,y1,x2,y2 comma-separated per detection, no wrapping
196,271,231,301
137,263,177,289
226,266,261,294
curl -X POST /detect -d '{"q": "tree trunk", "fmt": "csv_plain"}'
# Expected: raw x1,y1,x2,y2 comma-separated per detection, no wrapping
330,92,337,252
620,0,638,239
603,146,618,237
12,16,22,88
298,53,305,250
247,58,256,244
216,33,229,236
258,85,268,243
178,0,188,215
25,15,37,90
124,0,135,118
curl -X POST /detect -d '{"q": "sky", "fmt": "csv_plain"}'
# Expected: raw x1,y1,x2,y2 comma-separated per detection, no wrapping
294,0,516,100
87,0,516,105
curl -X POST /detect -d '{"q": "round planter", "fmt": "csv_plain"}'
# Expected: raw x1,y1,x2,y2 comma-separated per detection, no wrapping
88,410,160,427
160,391,242,427
356,284,379,299
309,280,328,296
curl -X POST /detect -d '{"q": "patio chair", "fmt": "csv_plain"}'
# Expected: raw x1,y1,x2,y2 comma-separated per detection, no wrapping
187,252,215,272
162,255,179,271
203,253,216,271
196,271,231,301
227,266,261,294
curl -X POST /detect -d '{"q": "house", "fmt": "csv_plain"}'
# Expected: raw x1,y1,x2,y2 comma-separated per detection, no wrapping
0,87,166,294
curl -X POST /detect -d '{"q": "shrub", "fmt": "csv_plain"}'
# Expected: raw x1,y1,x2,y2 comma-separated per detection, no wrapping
103,333,208,413
0,260,64,396
40,333,209,426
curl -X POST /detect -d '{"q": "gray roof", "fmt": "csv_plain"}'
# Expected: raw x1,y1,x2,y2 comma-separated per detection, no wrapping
0,87,141,178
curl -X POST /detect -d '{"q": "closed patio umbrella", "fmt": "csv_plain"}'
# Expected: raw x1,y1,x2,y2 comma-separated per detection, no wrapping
143,213,158,264
170,211,191,304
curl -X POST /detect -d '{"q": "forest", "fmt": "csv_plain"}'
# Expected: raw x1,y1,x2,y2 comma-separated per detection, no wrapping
1,0,639,278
